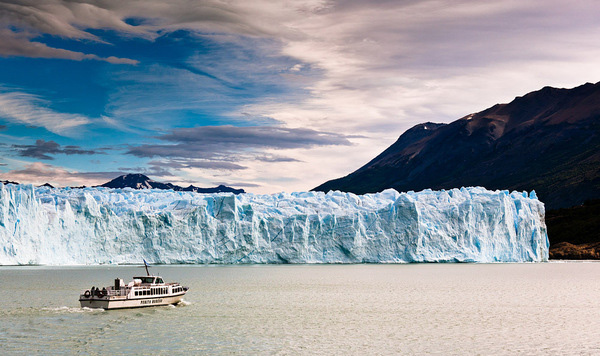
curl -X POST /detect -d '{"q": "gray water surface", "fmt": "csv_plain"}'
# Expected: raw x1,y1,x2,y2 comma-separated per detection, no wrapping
1,263,599,355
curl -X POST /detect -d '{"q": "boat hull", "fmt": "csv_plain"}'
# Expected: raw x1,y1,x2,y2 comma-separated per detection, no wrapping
79,293,186,310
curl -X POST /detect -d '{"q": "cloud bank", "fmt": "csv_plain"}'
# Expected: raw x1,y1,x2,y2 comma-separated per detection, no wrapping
125,125,354,180
12,139,101,160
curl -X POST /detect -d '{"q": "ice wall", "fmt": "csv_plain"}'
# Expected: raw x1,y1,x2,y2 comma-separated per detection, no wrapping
0,184,548,265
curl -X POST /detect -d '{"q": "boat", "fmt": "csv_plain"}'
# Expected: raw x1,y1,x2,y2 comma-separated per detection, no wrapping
79,261,188,310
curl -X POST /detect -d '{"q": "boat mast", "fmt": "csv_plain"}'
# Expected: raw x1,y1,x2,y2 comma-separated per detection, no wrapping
143,259,150,276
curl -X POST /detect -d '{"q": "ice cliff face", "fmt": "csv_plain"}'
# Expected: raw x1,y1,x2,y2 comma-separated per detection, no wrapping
0,184,548,265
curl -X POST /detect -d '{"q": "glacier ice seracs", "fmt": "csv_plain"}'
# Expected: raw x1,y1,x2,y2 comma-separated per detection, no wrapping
0,183,548,265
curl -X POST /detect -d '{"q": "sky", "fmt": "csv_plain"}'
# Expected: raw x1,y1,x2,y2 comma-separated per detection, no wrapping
0,0,599,193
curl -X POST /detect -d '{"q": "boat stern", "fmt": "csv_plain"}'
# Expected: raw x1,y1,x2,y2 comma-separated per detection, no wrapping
79,294,110,309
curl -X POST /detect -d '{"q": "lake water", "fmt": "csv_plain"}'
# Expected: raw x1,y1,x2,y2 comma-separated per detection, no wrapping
1,263,600,355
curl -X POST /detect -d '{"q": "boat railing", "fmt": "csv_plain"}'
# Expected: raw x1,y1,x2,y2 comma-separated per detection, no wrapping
107,287,130,297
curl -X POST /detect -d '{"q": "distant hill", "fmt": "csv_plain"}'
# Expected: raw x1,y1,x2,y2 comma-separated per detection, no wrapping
100,174,245,194
1,180,19,185
314,82,600,210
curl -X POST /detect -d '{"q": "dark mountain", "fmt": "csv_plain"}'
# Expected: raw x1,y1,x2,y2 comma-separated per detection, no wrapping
101,173,177,190
101,173,245,194
314,82,600,210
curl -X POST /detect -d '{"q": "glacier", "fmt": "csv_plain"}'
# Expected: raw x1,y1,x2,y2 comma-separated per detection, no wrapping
0,183,548,265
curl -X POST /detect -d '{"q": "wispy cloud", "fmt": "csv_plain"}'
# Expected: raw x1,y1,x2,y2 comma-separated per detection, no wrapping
150,159,246,171
0,29,138,64
0,90,91,136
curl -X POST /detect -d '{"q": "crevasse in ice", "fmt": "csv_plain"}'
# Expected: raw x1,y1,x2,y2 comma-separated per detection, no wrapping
0,183,548,265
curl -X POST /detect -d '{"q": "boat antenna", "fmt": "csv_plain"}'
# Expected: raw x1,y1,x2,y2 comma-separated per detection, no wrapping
143,259,150,276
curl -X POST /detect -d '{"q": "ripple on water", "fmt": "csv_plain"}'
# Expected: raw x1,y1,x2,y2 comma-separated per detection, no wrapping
43,306,107,314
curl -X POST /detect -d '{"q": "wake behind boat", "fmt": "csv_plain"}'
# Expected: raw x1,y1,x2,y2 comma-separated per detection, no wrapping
79,261,188,310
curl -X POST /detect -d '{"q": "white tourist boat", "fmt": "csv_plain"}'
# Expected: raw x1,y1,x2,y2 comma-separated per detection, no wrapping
79,262,188,310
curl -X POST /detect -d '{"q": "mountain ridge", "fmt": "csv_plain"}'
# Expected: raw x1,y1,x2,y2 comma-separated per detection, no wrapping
2,174,245,194
313,81,600,210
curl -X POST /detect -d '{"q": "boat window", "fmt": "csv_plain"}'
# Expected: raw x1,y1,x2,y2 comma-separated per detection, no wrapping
135,277,155,284
156,278,164,284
